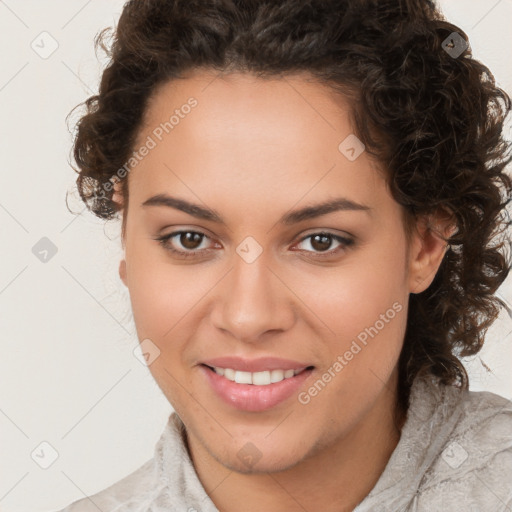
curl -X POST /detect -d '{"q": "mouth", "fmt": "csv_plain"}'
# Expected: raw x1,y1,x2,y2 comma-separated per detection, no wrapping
199,363,315,412
202,364,314,385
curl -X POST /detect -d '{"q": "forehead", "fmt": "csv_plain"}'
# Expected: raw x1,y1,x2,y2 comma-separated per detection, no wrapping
127,70,387,211
137,70,350,150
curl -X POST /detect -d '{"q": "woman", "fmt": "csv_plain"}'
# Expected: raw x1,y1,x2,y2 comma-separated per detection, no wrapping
58,0,512,510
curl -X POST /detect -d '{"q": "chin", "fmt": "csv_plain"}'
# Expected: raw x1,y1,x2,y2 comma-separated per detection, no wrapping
217,448,308,475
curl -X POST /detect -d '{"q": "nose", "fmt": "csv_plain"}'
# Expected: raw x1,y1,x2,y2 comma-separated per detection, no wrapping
210,253,296,344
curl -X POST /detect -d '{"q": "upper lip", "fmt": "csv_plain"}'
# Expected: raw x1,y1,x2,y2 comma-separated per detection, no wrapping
201,356,313,373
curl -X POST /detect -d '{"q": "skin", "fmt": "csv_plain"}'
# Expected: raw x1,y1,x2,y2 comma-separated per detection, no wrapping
115,70,451,512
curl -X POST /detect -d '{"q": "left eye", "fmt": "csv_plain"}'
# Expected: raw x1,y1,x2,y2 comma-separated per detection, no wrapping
294,232,354,255
155,230,354,259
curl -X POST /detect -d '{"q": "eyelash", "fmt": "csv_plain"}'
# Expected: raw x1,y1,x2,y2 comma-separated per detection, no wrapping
155,230,355,260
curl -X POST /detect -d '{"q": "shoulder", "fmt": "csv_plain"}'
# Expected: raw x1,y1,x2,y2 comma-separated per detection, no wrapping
417,386,512,510
52,457,158,511
50,412,209,512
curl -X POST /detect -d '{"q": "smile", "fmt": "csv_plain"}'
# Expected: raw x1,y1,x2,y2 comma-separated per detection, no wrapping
209,366,306,385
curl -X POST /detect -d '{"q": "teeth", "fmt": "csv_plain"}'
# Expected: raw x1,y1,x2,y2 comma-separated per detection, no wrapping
224,368,236,380
253,371,271,385
270,369,284,383
234,371,252,384
213,367,303,385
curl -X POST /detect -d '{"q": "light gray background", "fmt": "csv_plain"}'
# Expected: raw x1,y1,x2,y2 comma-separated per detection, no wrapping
0,1,511,511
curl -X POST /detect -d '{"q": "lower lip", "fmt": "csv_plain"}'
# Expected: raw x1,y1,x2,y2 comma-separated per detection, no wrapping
200,365,314,412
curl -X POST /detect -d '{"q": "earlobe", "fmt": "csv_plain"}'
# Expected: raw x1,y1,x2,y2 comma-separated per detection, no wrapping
119,259,128,287
112,180,124,209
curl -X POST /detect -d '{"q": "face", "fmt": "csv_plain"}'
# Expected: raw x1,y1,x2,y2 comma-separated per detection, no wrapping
117,70,443,474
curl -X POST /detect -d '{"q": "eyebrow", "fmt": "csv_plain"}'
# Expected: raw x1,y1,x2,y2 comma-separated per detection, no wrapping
141,194,371,225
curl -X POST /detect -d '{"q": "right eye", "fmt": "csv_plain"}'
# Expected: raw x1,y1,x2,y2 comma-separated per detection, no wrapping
155,230,215,258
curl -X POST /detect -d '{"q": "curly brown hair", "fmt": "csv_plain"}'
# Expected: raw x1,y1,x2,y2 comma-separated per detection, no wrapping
68,0,512,412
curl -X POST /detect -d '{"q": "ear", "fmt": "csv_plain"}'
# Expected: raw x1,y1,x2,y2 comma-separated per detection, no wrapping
112,179,124,208
112,179,128,250
408,209,457,294
119,259,128,287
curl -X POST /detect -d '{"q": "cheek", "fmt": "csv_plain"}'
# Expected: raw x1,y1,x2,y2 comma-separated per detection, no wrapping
124,220,208,310
294,259,408,420
130,265,205,338
303,248,407,339
126,246,206,340
126,260,206,398
296,238,409,386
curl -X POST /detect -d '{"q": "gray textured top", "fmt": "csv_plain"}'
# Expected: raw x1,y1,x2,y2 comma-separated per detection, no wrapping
55,375,512,512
